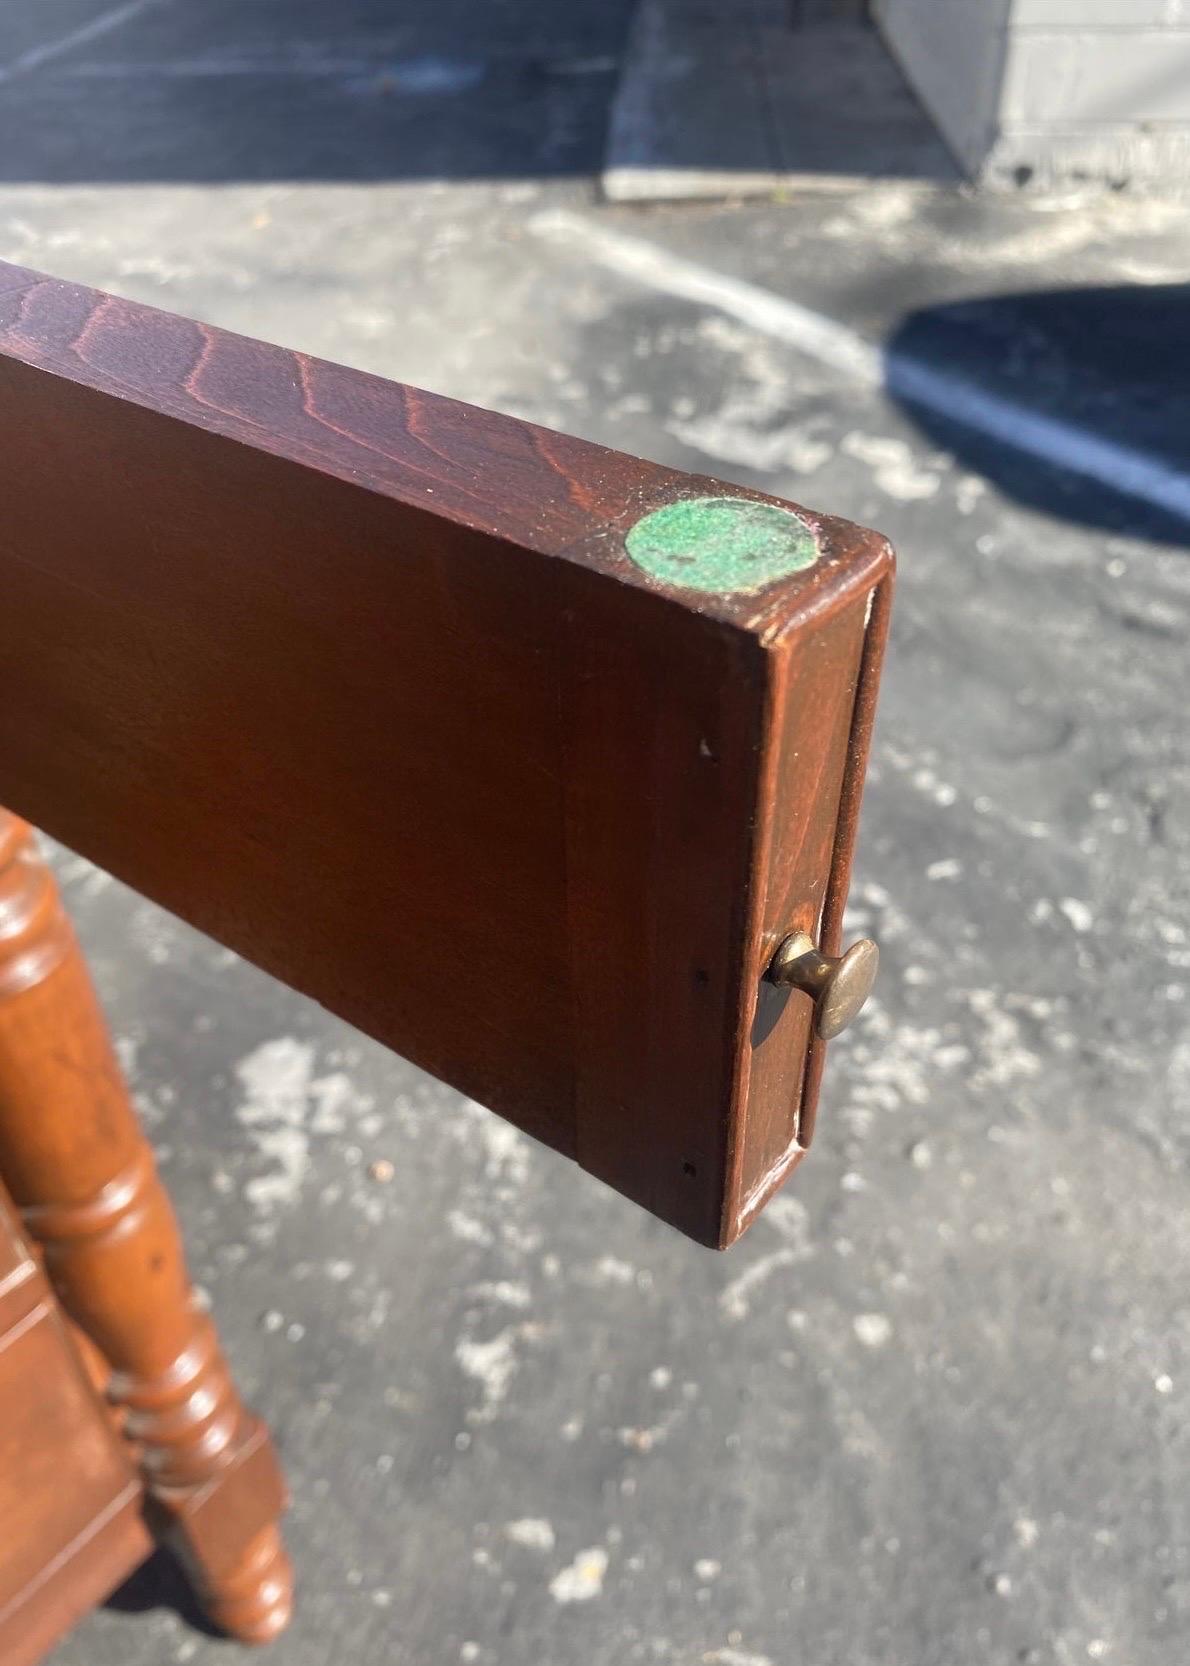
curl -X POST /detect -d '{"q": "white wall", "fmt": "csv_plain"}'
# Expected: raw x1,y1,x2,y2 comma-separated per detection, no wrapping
871,0,1011,174
875,0,1190,189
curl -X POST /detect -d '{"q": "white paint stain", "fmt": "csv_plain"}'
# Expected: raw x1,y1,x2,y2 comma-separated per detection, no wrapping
762,1192,812,1250
842,431,942,500
1058,897,1094,933
505,1518,556,1552
454,1323,543,1422
618,1424,663,1452
719,1249,797,1322
591,1254,636,1286
469,1280,532,1308
308,1072,355,1133
448,1210,494,1247
927,858,963,881
853,1313,893,1348
910,766,958,808
663,316,837,476
668,405,834,476
967,989,1042,1090
455,1328,519,1419
847,1016,965,1124
114,1034,140,1078
235,1038,315,1212
549,1546,608,1603
468,1106,531,1186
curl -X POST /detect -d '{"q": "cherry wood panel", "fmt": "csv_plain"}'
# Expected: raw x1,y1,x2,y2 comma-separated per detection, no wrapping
0,261,892,1247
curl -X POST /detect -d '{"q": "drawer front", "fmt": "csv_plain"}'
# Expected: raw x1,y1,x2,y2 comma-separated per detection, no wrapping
0,260,894,1249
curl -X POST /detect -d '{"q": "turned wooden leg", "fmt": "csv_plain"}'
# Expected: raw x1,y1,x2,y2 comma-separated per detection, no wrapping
0,809,292,1644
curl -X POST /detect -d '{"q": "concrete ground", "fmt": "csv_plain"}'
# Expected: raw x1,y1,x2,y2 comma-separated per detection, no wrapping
2,4,1189,1665
603,0,958,201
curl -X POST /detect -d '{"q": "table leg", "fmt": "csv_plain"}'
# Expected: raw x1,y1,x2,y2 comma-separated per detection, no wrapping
0,809,292,1644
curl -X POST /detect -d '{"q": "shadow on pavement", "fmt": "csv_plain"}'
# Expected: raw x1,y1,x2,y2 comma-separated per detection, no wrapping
104,1545,221,1639
887,283,1190,547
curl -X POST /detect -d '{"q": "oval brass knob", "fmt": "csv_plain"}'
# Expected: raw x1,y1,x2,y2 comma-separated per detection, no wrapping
768,931,878,1041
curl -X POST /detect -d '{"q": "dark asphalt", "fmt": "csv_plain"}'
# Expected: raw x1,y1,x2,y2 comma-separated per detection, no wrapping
1,4,1187,1665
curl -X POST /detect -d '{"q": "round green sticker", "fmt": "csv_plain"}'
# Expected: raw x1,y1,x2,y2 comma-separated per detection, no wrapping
625,496,818,595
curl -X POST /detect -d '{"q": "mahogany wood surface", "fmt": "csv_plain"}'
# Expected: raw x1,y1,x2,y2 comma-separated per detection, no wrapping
0,260,892,1247
0,810,292,1646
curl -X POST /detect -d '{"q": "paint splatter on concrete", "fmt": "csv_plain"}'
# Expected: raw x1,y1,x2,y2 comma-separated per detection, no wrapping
853,1313,894,1349
1059,897,1095,933
454,1322,544,1423
505,1518,556,1552
844,431,944,499
719,1249,798,1322
549,1546,609,1603
235,1038,316,1213
454,1328,521,1419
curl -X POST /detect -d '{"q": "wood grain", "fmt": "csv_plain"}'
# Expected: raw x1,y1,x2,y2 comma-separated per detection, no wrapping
0,260,892,1247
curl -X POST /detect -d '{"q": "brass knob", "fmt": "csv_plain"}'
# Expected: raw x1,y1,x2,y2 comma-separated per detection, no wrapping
768,931,878,1041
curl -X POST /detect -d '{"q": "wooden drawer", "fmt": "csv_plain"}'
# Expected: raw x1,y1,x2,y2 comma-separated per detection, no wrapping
0,262,891,1249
